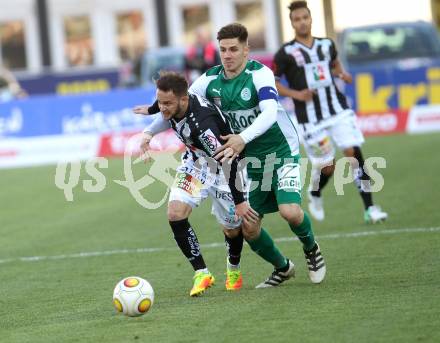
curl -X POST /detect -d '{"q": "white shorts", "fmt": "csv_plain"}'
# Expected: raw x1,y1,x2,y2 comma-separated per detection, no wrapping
301,110,365,167
168,155,246,229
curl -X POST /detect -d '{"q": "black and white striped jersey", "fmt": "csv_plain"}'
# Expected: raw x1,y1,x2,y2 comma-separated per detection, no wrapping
147,93,246,205
273,37,350,125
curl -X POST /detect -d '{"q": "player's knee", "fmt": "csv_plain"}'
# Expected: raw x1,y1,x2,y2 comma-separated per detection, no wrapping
343,147,355,157
167,201,191,221
241,222,260,241
321,163,335,176
167,210,187,221
279,204,303,226
223,227,240,239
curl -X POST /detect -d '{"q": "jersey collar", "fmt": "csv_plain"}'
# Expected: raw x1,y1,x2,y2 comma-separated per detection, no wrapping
220,60,250,81
293,37,316,50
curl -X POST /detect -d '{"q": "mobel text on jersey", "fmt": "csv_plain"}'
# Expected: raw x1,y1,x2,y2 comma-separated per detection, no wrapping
224,107,261,132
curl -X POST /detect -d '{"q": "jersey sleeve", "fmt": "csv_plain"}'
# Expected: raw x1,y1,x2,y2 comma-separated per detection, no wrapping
238,65,278,144
147,100,160,114
329,38,338,61
188,72,210,98
273,48,288,80
143,114,171,135
196,113,246,205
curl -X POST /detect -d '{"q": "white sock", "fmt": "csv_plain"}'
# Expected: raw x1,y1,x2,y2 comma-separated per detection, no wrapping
196,268,209,274
227,261,240,270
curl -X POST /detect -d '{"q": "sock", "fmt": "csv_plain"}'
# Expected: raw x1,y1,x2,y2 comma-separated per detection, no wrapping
246,228,288,269
169,218,206,271
224,230,243,267
352,146,373,209
310,167,332,197
195,268,209,273
289,212,316,251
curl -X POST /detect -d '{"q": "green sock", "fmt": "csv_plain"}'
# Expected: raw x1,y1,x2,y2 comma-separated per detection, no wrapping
246,228,287,269
289,212,316,251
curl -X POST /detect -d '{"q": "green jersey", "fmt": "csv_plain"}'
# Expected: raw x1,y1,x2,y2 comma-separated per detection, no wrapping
189,60,299,160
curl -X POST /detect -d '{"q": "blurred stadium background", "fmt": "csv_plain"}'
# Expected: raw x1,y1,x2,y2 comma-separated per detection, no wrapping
0,0,440,165
1,1,440,342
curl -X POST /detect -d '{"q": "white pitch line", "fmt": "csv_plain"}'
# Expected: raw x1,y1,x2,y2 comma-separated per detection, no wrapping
1,226,439,265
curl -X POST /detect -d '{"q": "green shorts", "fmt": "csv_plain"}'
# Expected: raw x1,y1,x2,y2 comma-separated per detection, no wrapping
248,154,302,215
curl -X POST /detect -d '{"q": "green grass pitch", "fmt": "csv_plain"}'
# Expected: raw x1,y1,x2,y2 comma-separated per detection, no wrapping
1,133,439,343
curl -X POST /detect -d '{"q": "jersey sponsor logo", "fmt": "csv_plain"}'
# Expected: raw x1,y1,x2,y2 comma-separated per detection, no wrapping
199,129,220,155
212,88,221,95
224,108,261,132
304,61,332,90
179,161,217,185
173,172,203,196
277,163,301,191
309,136,333,156
313,65,326,81
215,190,234,202
278,178,300,191
182,124,191,138
240,87,251,101
187,227,201,257
221,204,238,225
304,128,333,156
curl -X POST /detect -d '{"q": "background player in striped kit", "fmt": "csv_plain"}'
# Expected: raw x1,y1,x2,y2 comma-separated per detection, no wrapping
273,1,388,224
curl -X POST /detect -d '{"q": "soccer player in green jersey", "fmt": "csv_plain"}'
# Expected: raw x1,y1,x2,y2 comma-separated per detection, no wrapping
190,23,326,286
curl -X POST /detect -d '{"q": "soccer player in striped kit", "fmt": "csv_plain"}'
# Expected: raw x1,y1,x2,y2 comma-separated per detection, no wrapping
273,1,387,223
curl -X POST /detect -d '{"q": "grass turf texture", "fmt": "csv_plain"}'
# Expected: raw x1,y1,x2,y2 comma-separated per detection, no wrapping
1,133,439,343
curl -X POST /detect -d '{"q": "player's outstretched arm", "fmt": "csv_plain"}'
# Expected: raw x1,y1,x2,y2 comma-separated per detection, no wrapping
143,115,171,136
138,114,172,163
132,100,161,115
133,105,150,115
139,132,153,162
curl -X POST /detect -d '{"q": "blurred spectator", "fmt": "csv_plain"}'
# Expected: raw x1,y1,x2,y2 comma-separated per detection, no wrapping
185,27,220,82
0,66,27,102
118,47,144,88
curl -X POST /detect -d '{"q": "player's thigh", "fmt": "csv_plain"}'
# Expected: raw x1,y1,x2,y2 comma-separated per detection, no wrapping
330,110,365,150
169,169,209,210
274,156,302,207
302,125,336,168
248,178,278,215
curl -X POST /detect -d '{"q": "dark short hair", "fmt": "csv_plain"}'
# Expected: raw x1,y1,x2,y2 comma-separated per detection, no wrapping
217,23,248,43
288,1,311,16
155,71,188,97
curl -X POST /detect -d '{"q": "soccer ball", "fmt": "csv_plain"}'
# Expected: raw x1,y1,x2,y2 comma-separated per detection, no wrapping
113,276,154,317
